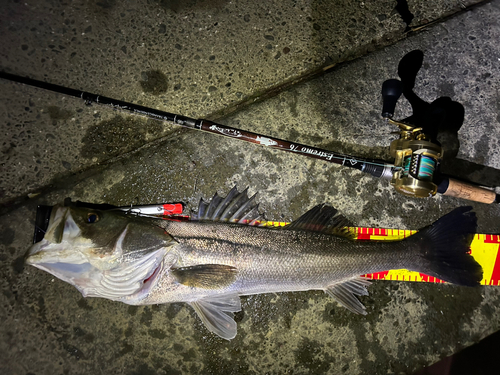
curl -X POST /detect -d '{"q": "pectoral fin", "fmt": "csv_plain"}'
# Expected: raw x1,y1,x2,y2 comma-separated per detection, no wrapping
171,264,237,289
325,277,371,315
190,294,242,340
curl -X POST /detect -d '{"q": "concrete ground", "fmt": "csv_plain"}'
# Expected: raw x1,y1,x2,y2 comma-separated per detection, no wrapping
1,0,499,374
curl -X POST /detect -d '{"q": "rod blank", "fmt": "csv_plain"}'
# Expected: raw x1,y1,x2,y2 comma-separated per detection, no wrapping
0,71,393,178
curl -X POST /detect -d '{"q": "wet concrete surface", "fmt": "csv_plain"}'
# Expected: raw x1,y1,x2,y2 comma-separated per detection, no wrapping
0,0,485,205
1,0,500,374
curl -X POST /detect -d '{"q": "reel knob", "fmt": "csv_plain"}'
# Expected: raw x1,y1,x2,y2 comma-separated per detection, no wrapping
381,79,403,119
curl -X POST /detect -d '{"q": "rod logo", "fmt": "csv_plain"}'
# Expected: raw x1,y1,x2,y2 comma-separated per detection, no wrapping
209,125,242,138
256,136,278,146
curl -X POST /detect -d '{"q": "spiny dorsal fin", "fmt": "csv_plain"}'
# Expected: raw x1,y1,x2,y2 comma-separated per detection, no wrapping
171,264,238,289
284,204,355,239
192,186,263,224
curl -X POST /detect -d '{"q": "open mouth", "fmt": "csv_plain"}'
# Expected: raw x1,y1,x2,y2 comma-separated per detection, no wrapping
33,205,54,244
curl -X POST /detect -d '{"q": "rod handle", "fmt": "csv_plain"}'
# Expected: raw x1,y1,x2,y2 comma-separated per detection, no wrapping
438,177,498,204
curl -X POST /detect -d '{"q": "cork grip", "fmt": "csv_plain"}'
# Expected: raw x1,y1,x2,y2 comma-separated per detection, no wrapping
442,178,497,204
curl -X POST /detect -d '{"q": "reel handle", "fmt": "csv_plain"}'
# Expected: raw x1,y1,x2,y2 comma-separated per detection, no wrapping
381,79,403,119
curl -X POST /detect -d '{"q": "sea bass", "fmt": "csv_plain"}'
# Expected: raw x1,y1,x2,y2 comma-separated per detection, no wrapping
26,187,482,339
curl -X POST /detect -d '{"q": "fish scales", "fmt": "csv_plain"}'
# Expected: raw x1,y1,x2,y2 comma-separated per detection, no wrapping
145,220,412,301
26,186,483,339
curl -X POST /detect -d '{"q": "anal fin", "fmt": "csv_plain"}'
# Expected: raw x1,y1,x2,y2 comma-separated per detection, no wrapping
190,294,242,340
325,277,371,315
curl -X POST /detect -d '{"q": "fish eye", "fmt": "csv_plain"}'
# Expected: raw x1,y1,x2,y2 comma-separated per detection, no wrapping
87,213,99,224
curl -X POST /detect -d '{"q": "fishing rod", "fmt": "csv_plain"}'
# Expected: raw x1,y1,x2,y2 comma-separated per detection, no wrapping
0,72,391,177
1,71,497,204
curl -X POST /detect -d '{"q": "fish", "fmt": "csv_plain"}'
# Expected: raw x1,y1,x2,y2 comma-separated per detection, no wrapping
26,187,483,340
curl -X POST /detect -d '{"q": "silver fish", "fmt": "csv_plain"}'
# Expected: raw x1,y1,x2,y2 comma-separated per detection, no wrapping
26,187,482,339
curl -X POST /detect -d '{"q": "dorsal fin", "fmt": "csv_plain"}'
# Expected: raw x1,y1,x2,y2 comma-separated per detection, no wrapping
285,204,355,239
192,186,263,224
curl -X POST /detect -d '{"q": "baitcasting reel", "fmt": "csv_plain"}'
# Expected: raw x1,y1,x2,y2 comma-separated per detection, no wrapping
388,120,442,198
381,79,442,198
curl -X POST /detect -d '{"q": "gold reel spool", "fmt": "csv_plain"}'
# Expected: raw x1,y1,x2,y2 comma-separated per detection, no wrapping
389,121,443,198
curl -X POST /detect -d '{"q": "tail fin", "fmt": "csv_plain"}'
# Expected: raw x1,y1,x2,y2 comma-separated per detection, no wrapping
407,206,483,286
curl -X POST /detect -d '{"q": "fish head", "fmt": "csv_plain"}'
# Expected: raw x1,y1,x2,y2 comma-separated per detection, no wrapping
26,205,175,304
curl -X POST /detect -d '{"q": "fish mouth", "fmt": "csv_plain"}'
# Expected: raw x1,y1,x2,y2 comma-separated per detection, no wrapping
26,206,85,264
